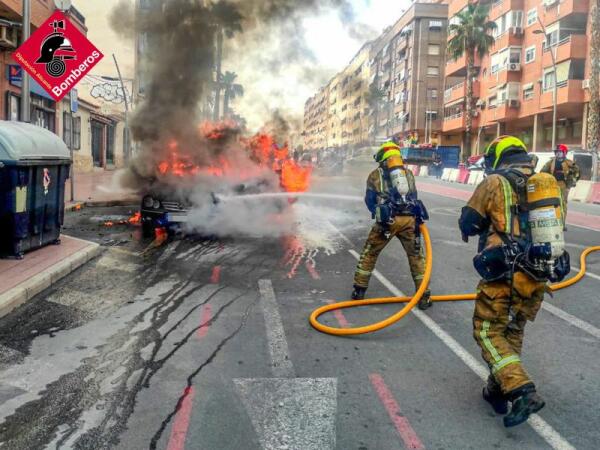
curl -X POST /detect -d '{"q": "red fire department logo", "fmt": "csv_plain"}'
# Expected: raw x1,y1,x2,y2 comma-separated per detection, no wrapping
12,11,104,102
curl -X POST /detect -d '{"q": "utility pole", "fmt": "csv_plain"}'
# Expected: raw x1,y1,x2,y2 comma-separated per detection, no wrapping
21,0,31,122
113,54,131,160
535,18,557,151
213,27,223,121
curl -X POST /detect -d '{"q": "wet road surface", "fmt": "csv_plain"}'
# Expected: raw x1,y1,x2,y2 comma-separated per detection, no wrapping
0,166,599,450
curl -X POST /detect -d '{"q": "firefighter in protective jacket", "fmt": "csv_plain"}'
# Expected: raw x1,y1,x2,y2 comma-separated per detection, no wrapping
352,142,432,310
541,144,580,222
459,136,570,428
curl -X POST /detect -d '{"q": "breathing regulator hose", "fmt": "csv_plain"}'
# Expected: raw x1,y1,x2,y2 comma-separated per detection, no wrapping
309,224,600,336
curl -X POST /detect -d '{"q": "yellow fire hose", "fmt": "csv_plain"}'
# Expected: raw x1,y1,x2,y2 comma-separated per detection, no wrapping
310,224,600,336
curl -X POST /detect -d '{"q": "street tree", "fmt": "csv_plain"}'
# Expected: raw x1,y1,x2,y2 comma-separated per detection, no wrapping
447,3,496,159
589,0,600,180
222,71,244,118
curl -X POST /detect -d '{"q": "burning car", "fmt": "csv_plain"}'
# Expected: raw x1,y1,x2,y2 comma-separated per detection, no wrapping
139,125,312,238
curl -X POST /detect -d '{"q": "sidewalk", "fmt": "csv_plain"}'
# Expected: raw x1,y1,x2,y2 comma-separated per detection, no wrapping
0,236,101,318
417,177,600,232
65,169,138,208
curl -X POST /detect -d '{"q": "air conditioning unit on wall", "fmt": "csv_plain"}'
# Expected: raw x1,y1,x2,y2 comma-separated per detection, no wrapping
508,99,520,108
583,79,590,89
508,63,521,72
0,25,17,49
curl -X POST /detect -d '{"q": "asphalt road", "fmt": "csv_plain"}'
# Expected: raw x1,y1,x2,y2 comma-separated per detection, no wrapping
0,166,599,450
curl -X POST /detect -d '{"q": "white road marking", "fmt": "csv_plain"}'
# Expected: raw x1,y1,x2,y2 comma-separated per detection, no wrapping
571,264,600,283
258,279,295,378
235,281,337,449
234,378,337,450
351,252,575,450
329,220,574,450
542,302,600,339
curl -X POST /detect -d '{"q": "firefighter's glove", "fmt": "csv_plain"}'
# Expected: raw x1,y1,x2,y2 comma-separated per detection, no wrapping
459,206,489,242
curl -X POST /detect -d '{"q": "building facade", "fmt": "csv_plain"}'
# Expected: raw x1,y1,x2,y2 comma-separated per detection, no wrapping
303,2,449,153
370,2,449,146
442,0,593,155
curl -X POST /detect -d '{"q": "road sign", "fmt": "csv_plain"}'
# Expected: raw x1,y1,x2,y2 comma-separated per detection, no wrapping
8,65,22,84
12,11,104,102
70,88,78,113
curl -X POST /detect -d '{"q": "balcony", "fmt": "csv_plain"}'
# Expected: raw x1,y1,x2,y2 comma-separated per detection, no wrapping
488,100,520,122
442,112,479,133
446,54,481,78
489,66,522,86
540,80,585,109
444,81,481,104
489,0,524,21
542,0,589,25
542,35,588,66
491,28,524,51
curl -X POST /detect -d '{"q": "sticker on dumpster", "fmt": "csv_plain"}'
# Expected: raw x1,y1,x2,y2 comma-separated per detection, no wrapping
12,11,104,102
43,168,51,195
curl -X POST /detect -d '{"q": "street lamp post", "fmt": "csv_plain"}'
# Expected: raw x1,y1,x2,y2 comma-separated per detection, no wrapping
21,0,31,123
535,19,558,151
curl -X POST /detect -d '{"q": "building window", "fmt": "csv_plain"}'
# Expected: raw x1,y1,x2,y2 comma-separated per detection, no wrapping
428,88,438,99
427,66,439,77
527,8,537,26
525,46,536,64
73,117,81,150
429,20,443,31
428,44,440,56
523,85,534,100
63,112,71,148
543,71,555,91
7,93,20,121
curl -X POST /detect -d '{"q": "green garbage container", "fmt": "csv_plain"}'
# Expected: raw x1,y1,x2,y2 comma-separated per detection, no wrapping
0,121,71,259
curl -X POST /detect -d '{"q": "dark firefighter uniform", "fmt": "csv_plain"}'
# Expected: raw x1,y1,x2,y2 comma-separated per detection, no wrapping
541,147,580,222
352,142,431,310
459,136,547,428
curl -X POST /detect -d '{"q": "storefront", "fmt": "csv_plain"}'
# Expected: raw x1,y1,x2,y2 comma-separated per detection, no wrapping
4,64,57,132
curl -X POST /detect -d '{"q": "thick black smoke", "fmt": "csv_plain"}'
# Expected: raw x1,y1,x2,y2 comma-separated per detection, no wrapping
110,0,355,187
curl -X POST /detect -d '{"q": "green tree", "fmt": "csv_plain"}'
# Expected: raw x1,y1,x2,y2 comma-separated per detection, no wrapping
447,3,496,158
588,0,600,180
221,71,244,117
366,84,387,138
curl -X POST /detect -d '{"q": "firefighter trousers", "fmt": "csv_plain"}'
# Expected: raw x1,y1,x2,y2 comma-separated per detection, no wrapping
354,216,425,291
473,280,545,395
558,181,570,223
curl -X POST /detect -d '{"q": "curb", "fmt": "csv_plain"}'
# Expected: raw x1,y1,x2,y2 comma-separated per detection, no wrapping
0,242,102,319
66,198,139,211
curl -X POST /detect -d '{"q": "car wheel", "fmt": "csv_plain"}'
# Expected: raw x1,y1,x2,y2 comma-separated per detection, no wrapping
142,217,155,238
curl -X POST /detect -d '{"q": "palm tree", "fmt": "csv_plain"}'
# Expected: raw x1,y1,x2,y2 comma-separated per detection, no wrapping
366,84,387,139
221,71,244,118
447,3,496,158
588,0,600,181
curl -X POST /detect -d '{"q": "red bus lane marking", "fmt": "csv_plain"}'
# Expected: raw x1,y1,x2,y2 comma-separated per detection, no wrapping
197,304,212,339
325,300,350,328
210,265,221,284
369,373,425,450
166,386,196,450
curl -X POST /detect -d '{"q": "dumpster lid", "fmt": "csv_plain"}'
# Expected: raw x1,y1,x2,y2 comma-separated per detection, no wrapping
0,121,70,162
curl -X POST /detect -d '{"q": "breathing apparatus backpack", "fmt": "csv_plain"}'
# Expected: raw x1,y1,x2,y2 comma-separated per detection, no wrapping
473,170,570,283
374,154,429,228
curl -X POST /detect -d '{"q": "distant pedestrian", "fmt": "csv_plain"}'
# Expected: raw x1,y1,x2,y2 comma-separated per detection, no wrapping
541,144,580,224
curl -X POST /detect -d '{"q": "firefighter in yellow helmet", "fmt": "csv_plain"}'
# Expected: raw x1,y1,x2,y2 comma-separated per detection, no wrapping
459,136,570,427
352,141,432,310
540,144,580,225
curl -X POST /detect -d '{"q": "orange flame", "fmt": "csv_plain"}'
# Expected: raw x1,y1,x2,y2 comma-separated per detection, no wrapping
280,160,312,193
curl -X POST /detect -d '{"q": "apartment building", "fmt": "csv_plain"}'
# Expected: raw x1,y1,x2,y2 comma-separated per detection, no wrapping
370,2,449,145
443,0,593,155
303,2,449,152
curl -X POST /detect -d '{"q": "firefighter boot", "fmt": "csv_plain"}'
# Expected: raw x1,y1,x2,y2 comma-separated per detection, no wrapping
482,376,508,415
417,290,432,310
351,285,367,300
504,384,545,428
